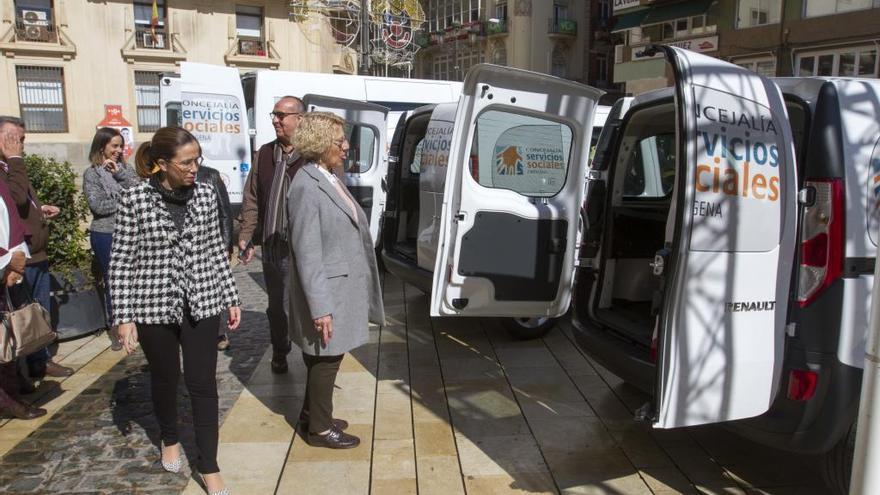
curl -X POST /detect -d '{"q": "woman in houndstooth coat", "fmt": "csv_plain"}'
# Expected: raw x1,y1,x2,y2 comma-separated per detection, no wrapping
109,126,240,495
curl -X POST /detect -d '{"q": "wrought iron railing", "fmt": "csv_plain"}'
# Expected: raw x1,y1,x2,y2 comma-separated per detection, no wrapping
134,25,169,49
14,17,59,43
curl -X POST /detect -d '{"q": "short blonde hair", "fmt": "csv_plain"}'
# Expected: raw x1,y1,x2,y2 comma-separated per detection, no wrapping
293,112,346,162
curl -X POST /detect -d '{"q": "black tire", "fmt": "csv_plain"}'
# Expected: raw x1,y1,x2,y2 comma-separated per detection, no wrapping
499,316,557,340
821,421,855,495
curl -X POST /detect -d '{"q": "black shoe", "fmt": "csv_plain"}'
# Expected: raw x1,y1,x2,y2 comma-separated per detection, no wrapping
299,415,349,432
270,356,288,374
307,426,360,449
0,401,47,420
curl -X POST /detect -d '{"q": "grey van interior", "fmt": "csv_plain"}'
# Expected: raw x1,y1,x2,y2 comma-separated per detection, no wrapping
590,99,676,347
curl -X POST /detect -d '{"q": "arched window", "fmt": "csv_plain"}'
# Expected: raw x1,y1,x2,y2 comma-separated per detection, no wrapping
551,46,567,78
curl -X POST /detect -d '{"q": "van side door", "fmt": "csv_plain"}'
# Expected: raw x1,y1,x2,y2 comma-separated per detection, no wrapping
303,95,390,247
430,64,602,318
654,46,797,428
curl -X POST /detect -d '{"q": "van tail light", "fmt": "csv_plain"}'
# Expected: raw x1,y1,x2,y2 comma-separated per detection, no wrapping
470,154,479,182
787,369,818,401
797,179,844,307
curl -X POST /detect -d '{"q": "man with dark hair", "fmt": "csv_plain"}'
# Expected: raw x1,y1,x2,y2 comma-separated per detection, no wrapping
238,96,306,374
0,116,73,384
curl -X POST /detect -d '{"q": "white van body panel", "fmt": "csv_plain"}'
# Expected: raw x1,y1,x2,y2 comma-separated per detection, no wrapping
833,79,880,367
416,103,458,271
251,70,462,151
180,63,251,204
431,64,602,318
301,95,390,247
773,77,880,368
655,47,797,429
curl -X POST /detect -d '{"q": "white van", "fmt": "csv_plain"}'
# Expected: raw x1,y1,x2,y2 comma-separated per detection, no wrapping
385,50,872,493
160,63,462,244
380,100,611,338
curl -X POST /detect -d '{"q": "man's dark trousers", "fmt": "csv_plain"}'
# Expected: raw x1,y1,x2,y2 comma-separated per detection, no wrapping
262,254,291,359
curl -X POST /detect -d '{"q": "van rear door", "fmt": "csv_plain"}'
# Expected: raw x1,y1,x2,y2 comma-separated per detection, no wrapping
180,63,251,205
653,46,797,428
303,95,390,247
430,64,602,318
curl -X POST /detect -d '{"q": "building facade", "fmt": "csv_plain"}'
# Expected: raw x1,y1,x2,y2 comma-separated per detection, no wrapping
0,0,359,166
611,0,880,95
414,0,587,83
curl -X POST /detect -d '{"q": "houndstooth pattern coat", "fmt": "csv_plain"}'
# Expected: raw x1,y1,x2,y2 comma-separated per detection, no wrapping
109,181,241,326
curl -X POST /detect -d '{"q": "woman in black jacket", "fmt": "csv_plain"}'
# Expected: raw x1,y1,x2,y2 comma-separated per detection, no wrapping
196,166,234,351
111,126,240,495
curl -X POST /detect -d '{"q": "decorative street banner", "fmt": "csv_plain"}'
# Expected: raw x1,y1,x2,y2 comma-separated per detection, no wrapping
97,105,134,160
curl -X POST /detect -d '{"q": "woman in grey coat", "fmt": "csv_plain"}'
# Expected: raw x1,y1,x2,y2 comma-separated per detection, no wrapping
82,127,140,349
287,112,384,449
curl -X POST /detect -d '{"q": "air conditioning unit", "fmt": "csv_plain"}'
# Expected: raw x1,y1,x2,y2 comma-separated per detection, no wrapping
23,25,50,41
20,9,49,26
142,32,166,48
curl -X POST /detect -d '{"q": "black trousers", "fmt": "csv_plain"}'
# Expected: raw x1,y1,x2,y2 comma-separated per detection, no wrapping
302,353,344,435
139,314,221,474
262,257,291,358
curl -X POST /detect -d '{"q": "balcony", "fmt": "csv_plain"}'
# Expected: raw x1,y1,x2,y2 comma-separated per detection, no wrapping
487,19,508,36
548,17,577,37
13,17,59,43
0,16,77,59
121,25,187,63
225,37,279,68
237,38,267,56
134,26,169,50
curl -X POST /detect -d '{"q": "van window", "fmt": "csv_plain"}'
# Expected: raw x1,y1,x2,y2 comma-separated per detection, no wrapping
343,123,377,174
622,134,675,198
470,110,573,197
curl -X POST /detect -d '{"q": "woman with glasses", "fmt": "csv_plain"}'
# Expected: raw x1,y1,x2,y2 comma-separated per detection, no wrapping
287,112,385,449
110,126,241,495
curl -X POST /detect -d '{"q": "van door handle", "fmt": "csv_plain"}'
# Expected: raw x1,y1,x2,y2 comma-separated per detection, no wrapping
650,248,669,276
650,254,665,276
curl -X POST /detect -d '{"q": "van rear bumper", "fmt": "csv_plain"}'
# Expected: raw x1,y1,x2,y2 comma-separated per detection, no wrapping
571,311,860,455
569,314,655,393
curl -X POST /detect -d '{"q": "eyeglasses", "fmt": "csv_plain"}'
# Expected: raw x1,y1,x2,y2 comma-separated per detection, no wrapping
332,137,349,148
270,111,302,121
168,156,204,170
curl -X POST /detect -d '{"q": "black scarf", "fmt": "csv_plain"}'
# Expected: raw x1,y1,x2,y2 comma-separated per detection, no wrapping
150,175,195,232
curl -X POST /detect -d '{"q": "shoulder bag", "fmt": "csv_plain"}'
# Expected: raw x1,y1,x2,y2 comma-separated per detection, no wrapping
0,284,57,363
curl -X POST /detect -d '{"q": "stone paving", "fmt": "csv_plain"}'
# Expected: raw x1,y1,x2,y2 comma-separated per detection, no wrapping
0,258,835,494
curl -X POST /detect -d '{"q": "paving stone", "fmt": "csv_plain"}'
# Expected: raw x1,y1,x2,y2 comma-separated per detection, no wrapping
0,261,270,493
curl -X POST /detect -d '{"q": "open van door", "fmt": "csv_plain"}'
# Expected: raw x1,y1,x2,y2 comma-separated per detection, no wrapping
430,64,602,318
652,46,797,428
303,95,389,247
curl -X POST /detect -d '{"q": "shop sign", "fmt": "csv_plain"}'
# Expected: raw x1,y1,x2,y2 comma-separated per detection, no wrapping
613,0,641,13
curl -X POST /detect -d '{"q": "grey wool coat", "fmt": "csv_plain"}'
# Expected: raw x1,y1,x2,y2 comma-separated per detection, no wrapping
286,163,385,356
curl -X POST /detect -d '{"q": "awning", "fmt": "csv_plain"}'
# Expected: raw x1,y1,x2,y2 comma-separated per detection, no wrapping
611,9,649,32
641,0,714,25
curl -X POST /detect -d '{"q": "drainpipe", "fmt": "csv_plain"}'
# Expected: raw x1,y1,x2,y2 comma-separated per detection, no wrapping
851,256,880,495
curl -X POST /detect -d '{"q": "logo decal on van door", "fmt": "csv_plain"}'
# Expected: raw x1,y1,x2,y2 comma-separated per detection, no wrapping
691,87,783,253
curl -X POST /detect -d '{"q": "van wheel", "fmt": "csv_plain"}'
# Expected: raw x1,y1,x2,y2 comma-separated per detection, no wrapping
821,421,855,495
501,317,556,340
